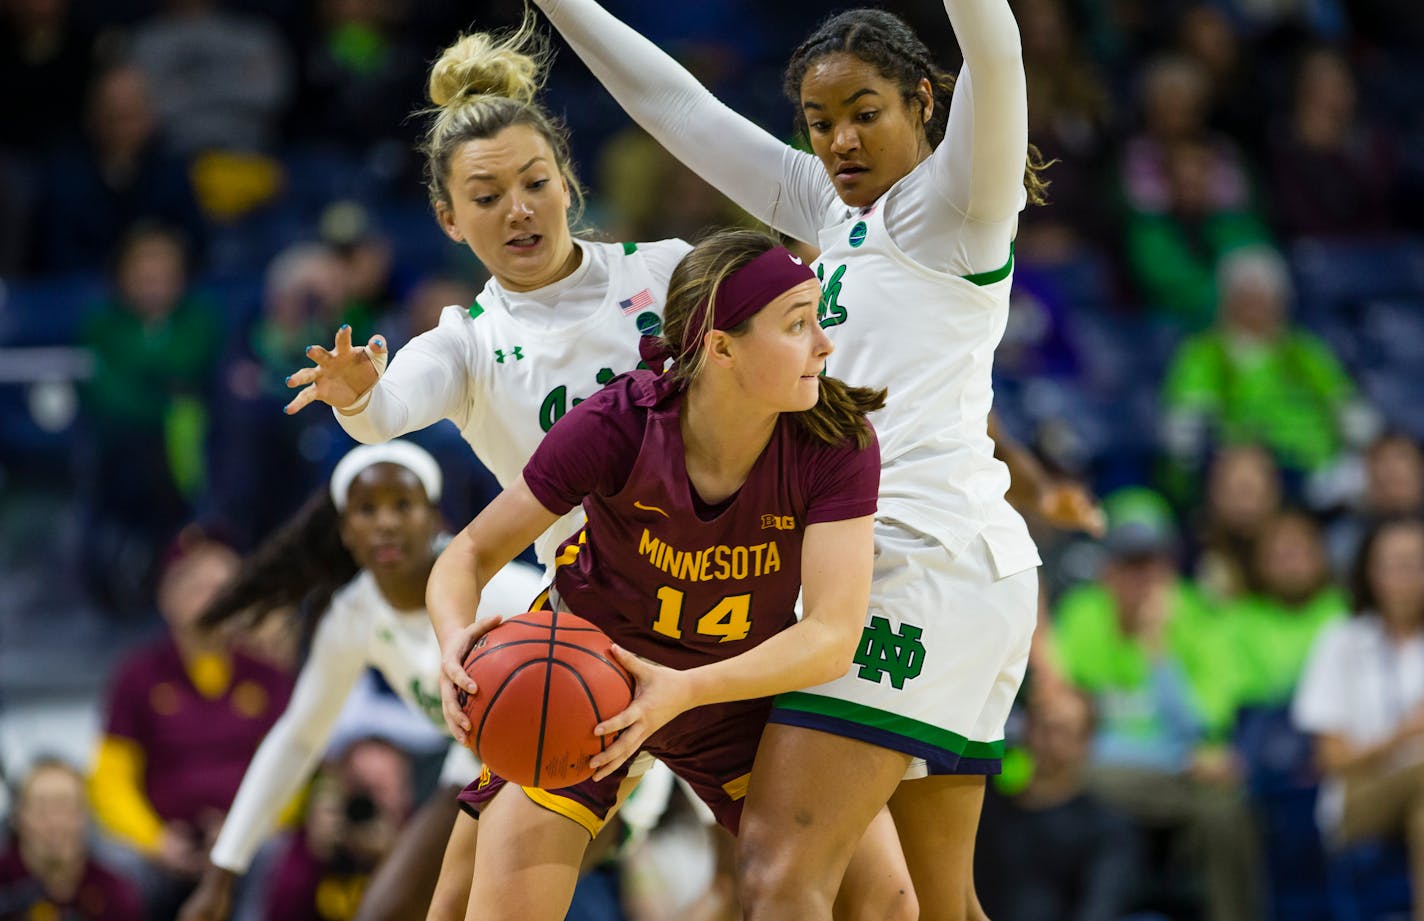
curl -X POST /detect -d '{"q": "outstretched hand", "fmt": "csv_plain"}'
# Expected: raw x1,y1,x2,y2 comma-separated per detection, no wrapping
438,616,507,746
588,645,695,782
1038,481,1106,537
283,325,388,415
177,865,237,921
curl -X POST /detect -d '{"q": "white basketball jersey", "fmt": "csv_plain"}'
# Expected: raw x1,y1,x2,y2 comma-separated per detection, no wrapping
444,239,689,568
814,201,1039,578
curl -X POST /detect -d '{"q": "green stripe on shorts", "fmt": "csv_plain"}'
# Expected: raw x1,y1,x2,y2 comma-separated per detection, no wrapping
773,691,1004,760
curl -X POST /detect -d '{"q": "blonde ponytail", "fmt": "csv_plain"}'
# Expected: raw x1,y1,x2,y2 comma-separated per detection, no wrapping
427,17,547,108
419,12,584,219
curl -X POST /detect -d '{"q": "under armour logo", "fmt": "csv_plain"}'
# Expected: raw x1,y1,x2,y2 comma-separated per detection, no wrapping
495,347,525,363
853,616,926,690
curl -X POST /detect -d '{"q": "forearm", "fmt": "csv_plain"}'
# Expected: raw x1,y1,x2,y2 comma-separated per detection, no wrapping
208,641,355,872
532,0,827,241
208,729,323,873
943,0,1025,70
990,413,1046,509
682,617,857,709
427,533,493,647
333,337,465,443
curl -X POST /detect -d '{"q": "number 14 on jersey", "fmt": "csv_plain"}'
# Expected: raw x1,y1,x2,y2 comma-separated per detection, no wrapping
651,587,752,643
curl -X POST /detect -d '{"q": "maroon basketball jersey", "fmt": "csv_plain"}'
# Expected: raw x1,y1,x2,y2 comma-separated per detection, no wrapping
523,371,879,670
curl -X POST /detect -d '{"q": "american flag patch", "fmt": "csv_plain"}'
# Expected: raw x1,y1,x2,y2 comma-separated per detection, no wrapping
619,289,654,314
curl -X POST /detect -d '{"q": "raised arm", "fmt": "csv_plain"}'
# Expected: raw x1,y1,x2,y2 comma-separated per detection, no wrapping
180,612,368,921
207,615,367,874
932,0,1029,224
532,0,834,244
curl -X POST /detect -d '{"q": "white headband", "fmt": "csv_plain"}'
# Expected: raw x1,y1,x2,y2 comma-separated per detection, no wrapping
330,441,442,512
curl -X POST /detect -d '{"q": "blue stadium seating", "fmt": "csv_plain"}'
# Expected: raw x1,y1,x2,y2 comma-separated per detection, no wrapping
0,274,105,347
1290,238,1424,323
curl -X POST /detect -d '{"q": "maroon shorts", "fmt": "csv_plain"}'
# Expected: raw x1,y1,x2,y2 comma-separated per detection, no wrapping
457,696,771,836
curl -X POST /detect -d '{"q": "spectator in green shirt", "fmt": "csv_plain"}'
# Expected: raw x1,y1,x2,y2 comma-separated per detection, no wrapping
1052,487,1260,921
1162,245,1375,476
1229,509,1346,711
1125,138,1271,329
78,222,221,614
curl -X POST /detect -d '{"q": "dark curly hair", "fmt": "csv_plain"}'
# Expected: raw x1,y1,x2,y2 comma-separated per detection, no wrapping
783,8,1049,205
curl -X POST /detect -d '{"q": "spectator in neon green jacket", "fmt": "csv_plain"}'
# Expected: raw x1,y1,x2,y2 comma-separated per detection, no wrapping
1051,488,1260,921
1228,509,1346,710
1053,489,1241,745
1162,246,1376,475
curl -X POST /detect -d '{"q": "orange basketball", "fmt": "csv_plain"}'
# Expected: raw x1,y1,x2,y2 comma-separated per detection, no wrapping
458,610,634,788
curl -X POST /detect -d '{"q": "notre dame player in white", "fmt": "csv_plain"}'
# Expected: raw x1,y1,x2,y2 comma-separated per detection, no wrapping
529,0,1059,916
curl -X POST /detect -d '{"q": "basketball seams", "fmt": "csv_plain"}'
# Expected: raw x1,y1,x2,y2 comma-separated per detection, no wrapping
466,639,631,690
473,660,548,757
531,610,561,786
550,659,610,754
459,609,634,788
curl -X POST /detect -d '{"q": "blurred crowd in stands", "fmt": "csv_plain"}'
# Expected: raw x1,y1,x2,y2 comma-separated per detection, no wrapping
2,0,1424,919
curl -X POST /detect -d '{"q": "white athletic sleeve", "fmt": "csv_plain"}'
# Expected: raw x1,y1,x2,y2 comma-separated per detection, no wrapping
532,0,836,245
933,0,1028,224
335,308,473,445
882,0,1027,274
208,600,370,873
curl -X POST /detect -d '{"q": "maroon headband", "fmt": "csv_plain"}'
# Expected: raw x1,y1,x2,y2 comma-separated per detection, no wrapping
639,246,817,369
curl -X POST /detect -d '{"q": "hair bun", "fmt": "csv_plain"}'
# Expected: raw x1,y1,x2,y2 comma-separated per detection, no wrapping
428,22,548,109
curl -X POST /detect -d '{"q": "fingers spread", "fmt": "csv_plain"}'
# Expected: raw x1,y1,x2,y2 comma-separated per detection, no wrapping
284,366,319,389
283,385,318,415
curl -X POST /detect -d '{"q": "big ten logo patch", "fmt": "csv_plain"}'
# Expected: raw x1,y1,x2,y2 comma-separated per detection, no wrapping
761,514,796,531
816,264,849,329
853,616,926,690
539,367,616,432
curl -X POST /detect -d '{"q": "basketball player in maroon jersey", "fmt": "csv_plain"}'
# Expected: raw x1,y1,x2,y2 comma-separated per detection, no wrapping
426,228,886,919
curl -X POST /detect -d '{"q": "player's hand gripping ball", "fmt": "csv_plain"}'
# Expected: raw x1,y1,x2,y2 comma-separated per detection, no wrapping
458,610,634,788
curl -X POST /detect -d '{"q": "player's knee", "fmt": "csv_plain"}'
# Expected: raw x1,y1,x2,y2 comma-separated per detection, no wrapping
736,828,836,914
843,885,918,921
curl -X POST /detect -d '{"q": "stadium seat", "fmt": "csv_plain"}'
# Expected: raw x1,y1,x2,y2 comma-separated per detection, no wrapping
1290,238,1424,324
0,274,105,347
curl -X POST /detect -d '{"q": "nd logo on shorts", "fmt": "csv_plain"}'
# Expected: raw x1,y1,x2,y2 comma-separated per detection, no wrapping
853,616,925,690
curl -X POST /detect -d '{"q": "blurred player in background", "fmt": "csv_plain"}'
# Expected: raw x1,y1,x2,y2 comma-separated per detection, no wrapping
177,441,540,921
